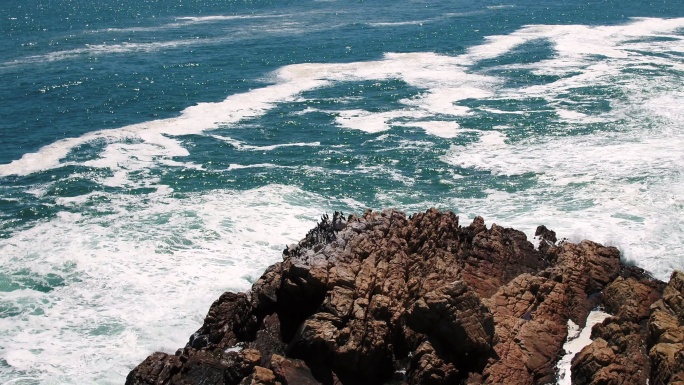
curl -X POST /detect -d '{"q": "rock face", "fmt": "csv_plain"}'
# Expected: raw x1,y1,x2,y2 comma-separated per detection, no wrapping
126,209,683,385
570,268,666,385
647,271,684,385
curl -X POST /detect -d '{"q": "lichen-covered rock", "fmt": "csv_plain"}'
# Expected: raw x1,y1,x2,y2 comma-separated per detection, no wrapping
126,209,677,385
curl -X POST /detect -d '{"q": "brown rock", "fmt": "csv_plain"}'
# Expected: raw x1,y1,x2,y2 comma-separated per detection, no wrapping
125,352,182,385
406,280,494,355
482,274,570,385
288,313,339,363
189,291,252,350
224,349,263,385
251,263,284,315
566,262,664,385
535,225,557,254
648,271,684,385
126,209,676,385
550,240,621,326
406,340,459,385
603,276,662,321
571,318,649,385
239,366,278,385
269,354,320,385
251,314,285,366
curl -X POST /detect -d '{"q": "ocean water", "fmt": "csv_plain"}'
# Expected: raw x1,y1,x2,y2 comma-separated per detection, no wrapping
1,0,683,383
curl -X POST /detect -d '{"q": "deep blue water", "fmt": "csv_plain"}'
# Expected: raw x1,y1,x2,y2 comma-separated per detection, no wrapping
1,0,683,383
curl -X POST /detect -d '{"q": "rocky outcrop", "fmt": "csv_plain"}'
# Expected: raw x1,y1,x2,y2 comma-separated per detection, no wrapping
126,209,682,385
569,266,666,385
647,271,684,385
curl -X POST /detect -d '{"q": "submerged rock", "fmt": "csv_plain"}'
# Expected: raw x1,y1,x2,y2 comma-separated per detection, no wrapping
126,209,682,385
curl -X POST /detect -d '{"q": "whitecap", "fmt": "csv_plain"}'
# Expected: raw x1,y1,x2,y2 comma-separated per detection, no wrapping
0,185,357,384
2,17,683,282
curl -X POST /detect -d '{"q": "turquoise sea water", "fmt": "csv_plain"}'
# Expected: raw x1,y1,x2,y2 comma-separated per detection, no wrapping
1,0,683,383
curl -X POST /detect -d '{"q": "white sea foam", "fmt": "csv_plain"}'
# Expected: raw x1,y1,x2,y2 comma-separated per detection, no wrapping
477,107,526,115
1,18,682,277
90,14,286,34
486,5,516,10
0,77,329,185
2,18,682,281
370,138,435,152
367,11,480,27
334,110,421,133
1,38,221,66
367,20,430,27
211,135,320,151
280,53,498,133
474,18,684,122
397,121,464,138
429,17,684,280
556,310,611,385
441,118,684,280
226,163,291,170
357,164,415,185
175,15,279,23
0,50,498,181
0,184,352,384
